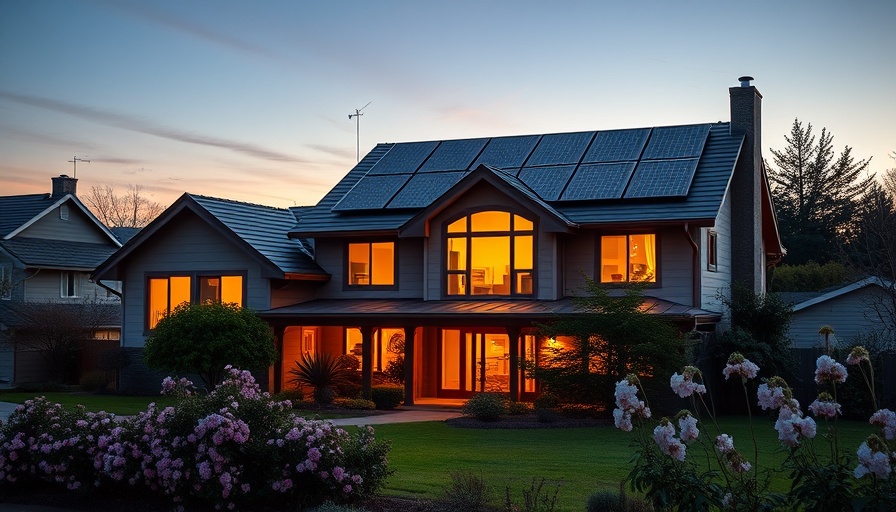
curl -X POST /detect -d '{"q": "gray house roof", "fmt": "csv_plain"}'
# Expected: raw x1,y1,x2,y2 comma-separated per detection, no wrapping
93,193,326,281
789,277,894,312
291,122,742,236
0,194,53,238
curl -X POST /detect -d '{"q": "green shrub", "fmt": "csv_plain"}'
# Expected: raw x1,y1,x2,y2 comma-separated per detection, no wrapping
289,353,352,406
462,392,506,421
504,477,560,512
308,503,363,512
371,385,404,410
533,392,560,410
441,470,493,512
333,397,376,410
507,401,533,415
557,403,605,419
78,370,110,393
586,490,624,512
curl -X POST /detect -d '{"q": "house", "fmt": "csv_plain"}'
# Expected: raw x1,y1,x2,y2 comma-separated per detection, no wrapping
0,175,123,386
93,78,784,401
782,277,896,350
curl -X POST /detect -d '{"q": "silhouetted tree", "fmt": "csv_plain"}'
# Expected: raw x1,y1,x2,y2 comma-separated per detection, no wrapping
767,119,875,264
83,184,164,228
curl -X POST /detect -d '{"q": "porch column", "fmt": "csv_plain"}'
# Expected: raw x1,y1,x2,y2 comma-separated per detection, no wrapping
273,326,285,393
506,326,521,402
360,326,374,399
403,325,416,406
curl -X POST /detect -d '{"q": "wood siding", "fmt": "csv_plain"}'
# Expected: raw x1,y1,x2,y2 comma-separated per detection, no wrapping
313,238,424,299
23,270,114,302
702,190,732,316
789,286,894,349
19,203,109,244
119,214,270,348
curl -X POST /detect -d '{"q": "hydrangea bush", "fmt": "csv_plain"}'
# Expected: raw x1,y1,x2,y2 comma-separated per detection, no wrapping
0,366,391,510
617,349,896,511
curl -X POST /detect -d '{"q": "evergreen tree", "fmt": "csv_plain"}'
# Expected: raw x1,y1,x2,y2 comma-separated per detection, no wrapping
768,119,875,264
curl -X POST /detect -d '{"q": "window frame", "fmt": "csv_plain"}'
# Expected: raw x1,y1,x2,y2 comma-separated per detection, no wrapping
144,271,247,331
442,208,537,299
707,230,718,272
60,271,79,298
596,232,661,286
343,240,398,290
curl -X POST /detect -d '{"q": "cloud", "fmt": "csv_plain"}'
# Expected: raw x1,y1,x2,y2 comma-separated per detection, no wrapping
0,91,307,164
0,127,97,150
100,0,277,60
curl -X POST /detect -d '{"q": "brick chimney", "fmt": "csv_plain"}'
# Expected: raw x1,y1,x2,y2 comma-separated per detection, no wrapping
729,76,764,294
51,175,78,198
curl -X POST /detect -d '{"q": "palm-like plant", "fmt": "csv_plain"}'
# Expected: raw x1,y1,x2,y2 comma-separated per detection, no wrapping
288,353,351,406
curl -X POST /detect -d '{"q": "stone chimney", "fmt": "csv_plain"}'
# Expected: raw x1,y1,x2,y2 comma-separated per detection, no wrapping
729,76,764,294
51,175,78,198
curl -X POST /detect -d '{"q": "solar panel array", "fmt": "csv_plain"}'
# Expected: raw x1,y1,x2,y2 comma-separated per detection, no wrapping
332,124,712,212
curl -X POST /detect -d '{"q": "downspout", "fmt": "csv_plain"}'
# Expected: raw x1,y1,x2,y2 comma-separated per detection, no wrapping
683,223,700,312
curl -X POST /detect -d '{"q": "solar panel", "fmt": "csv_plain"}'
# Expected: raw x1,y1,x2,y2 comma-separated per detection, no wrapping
517,166,576,201
386,172,465,209
582,128,650,163
559,162,636,201
642,124,710,160
470,135,540,169
526,131,595,166
367,141,439,175
418,138,488,172
623,159,699,198
331,174,411,211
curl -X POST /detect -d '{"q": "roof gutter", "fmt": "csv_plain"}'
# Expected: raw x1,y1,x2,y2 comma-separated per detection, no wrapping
683,223,700,308
92,279,121,299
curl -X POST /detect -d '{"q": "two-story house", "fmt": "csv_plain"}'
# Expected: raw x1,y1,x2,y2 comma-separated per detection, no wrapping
0,176,124,386
94,78,784,400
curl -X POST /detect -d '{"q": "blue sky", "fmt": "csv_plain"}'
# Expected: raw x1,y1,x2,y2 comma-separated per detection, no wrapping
1,0,893,209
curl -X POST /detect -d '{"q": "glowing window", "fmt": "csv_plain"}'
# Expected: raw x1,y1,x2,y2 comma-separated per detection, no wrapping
147,274,243,328
347,242,395,286
446,210,534,296
600,234,657,283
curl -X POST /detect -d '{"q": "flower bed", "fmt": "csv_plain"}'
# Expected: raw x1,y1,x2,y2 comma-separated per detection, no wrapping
0,367,391,510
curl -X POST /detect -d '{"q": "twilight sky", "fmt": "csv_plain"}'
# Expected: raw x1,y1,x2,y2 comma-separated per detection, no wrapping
1,0,894,209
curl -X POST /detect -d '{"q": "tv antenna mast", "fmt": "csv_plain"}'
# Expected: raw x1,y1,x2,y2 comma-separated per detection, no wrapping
348,101,371,162
67,156,90,178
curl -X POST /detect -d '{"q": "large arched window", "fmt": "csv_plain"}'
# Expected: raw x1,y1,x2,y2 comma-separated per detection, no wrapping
445,210,534,297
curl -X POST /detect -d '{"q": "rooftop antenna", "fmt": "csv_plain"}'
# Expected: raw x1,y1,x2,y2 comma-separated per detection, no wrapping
348,101,371,162
67,156,90,178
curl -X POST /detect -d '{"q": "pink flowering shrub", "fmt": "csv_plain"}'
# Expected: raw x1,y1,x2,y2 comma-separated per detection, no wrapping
0,366,391,510
618,348,896,511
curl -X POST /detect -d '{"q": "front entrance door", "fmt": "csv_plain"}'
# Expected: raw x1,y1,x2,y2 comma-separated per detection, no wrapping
439,329,510,398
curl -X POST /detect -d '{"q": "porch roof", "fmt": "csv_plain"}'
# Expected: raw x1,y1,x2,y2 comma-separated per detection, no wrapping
258,297,721,328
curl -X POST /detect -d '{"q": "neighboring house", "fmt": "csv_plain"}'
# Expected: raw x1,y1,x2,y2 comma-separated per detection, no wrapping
94,78,785,401
783,277,896,350
0,175,123,386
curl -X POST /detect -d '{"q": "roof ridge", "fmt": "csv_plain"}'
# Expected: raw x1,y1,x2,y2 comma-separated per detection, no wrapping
188,193,289,212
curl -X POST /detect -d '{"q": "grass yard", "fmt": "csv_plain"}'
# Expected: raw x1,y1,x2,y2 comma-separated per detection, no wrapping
373,416,873,511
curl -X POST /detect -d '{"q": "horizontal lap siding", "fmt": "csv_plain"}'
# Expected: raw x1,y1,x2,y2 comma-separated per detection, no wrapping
563,234,594,296
19,205,109,244
315,238,423,300
789,287,893,349
121,214,268,348
23,270,111,302
701,191,732,315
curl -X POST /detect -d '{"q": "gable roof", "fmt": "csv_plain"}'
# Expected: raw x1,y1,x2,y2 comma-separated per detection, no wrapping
93,193,326,281
291,122,744,237
789,277,894,312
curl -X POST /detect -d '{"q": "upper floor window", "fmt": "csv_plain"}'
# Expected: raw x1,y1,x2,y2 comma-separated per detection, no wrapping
347,242,395,287
1,266,11,300
147,274,243,329
599,234,657,283
445,210,534,297
60,272,79,298
707,230,718,272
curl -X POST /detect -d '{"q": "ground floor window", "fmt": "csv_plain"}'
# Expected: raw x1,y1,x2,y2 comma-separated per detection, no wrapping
147,274,244,329
345,327,403,373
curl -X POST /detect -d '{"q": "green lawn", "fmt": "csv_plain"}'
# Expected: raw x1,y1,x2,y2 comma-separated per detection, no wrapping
373,417,872,511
